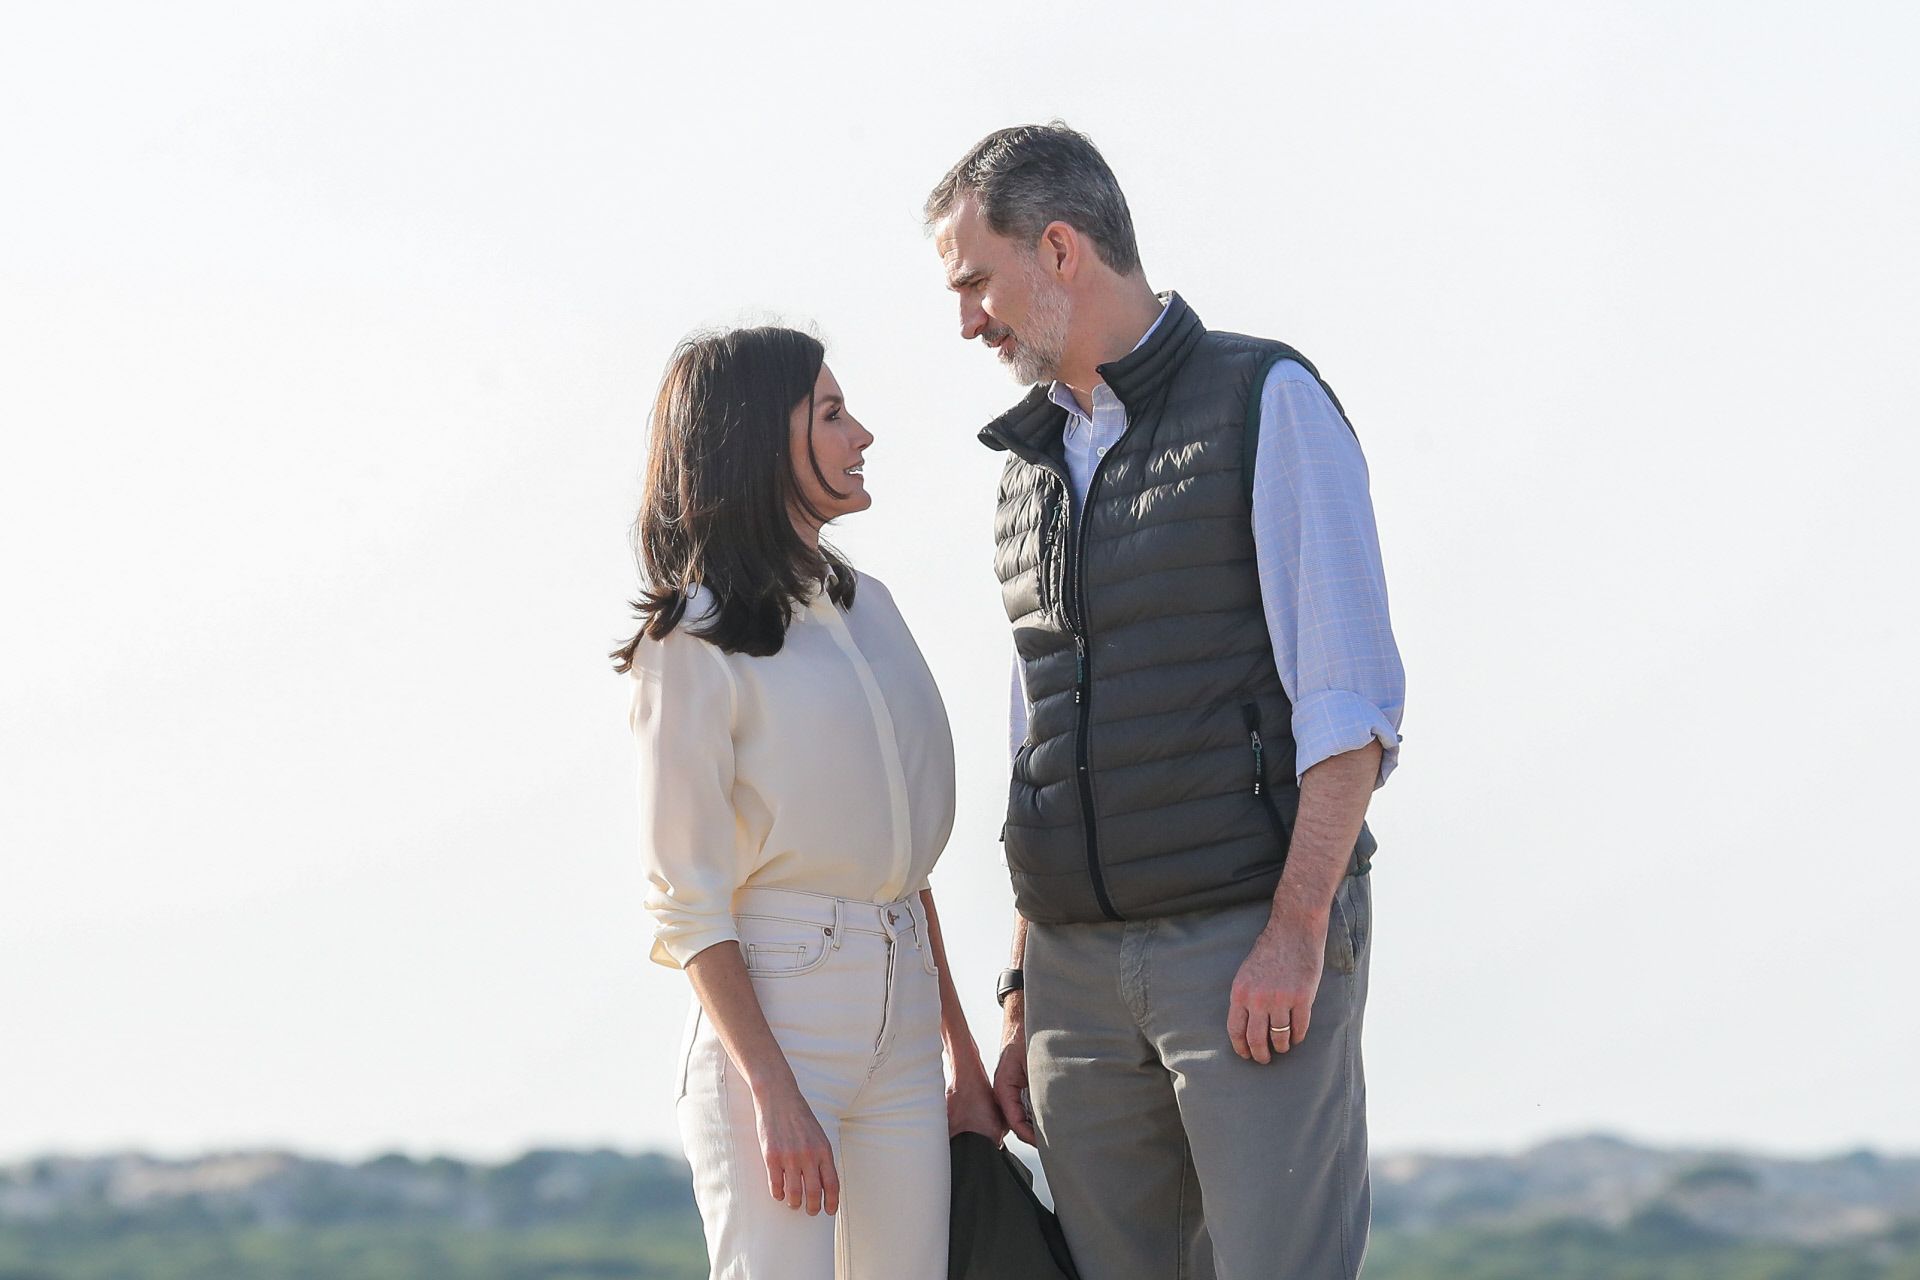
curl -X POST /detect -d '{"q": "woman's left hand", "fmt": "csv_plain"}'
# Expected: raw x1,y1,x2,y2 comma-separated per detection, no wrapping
947,1065,1009,1143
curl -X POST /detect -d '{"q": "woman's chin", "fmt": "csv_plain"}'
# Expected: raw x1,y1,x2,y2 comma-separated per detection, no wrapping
823,491,873,522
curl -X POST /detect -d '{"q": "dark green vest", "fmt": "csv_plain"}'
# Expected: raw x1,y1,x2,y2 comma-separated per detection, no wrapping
983,293,1374,925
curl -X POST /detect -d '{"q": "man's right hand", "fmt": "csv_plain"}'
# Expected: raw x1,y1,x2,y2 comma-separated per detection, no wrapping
991,993,1036,1145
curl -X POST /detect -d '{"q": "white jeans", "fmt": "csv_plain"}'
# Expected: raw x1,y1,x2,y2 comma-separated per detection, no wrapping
675,887,950,1280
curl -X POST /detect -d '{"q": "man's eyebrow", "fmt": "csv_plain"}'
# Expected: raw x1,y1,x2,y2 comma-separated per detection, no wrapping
947,265,988,290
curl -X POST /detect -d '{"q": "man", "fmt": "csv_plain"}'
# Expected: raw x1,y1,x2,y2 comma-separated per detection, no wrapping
925,123,1405,1279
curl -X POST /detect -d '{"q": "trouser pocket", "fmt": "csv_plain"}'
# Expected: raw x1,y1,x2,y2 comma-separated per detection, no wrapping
736,915,835,977
1324,876,1368,975
672,1003,703,1102
902,897,940,977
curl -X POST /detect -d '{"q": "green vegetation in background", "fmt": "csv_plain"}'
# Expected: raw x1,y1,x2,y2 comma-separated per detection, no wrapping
0,1223,706,1280
7,1219,1920,1280
1365,1212,1920,1280
9,1141,1918,1279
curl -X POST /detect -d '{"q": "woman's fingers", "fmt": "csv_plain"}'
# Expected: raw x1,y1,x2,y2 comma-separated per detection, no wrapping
803,1163,823,1215
821,1156,841,1216
767,1149,838,1215
784,1156,805,1210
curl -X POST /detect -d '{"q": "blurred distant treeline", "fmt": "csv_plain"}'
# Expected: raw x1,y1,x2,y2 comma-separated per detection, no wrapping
5,1137,1919,1279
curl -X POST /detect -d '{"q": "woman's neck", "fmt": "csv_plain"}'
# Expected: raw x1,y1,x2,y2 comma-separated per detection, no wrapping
791,514,823,550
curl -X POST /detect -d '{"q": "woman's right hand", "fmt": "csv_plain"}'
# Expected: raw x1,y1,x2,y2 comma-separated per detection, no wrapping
753,1083,840,1215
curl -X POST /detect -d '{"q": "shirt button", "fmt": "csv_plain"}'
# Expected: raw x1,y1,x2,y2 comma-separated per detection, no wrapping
1097,446,1108,456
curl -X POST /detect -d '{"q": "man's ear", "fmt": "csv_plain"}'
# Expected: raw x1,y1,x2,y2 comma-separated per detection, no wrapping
1039,221,1080,283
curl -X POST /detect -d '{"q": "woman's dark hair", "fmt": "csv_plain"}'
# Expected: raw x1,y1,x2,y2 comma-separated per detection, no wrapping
611,326,856,669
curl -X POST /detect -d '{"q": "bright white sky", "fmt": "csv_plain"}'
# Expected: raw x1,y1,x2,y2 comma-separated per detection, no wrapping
3,1,1917,1166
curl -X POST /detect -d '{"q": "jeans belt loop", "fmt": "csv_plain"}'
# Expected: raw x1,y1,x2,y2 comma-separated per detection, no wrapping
830,898,844,949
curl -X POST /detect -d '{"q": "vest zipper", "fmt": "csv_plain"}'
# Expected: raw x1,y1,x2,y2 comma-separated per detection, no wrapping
1063,473,1121,922
1240,702,1291,851
1043,375,1178,924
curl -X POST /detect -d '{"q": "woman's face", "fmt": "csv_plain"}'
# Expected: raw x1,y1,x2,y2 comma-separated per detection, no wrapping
789,363,873,530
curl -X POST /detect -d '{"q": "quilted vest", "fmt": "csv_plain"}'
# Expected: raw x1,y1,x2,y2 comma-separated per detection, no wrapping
983,293,1374,924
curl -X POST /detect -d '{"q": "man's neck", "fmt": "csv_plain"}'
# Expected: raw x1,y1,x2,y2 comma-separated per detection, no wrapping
1055,280,1165,415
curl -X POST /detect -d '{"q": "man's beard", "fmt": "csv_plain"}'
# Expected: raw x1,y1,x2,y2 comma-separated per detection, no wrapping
987,259,1072,385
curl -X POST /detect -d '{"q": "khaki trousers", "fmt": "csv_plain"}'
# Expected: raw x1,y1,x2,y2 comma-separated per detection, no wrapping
1026,873,1372,1280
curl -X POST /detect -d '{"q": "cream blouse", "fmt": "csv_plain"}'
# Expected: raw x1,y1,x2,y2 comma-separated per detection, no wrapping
628,571,957,968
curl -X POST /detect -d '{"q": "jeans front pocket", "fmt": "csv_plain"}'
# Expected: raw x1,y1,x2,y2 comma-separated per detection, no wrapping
737,915,833,977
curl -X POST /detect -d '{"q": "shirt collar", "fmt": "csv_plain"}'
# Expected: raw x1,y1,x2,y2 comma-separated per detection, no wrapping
1048,301,1171,431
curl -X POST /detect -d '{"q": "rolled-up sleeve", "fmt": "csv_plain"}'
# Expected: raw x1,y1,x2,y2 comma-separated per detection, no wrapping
1253,362,1406,786
628,627,743,968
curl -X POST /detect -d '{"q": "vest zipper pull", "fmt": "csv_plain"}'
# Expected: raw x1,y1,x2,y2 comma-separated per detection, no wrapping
1240,703,1265,796
1074,634,1087,704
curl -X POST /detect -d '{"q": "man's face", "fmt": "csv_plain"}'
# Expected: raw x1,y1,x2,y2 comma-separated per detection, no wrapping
935,198,1072,386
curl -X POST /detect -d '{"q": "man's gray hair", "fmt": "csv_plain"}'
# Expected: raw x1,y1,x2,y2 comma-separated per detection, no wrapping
924,122,1141,276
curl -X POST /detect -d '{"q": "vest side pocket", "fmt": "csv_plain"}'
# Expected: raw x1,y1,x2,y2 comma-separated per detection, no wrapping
1239,702,1292,850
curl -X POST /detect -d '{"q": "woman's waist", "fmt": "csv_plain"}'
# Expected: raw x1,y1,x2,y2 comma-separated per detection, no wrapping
731,883,926,939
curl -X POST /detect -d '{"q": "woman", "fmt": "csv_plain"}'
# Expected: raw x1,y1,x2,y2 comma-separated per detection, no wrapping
614,327,1002,1279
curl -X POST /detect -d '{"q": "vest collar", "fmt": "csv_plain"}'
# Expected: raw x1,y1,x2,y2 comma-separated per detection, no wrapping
979,291,1204,460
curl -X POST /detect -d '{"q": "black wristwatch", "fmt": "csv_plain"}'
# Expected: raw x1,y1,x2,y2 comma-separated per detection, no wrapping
995,968,1025,1006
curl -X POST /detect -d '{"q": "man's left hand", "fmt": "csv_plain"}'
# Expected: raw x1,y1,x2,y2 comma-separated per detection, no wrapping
1227,907,1328,1064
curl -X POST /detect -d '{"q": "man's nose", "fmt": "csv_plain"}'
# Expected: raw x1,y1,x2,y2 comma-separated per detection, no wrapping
959,299,986,342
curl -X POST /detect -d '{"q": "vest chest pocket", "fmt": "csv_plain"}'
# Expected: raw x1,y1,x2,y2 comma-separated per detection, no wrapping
1035,482,1070,625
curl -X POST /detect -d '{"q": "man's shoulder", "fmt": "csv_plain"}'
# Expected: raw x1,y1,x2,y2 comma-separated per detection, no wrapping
1200,328,1317,371
1187,329,1307,389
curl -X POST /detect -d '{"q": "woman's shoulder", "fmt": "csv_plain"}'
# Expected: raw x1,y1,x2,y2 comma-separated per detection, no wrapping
848,569,930,643
626,588,728,675
849,569,916,628
848,567,896,606
625,588,737,728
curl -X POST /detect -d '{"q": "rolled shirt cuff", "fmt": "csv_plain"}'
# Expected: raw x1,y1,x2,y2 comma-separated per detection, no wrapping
1291,688,1402,787
648,918,739,970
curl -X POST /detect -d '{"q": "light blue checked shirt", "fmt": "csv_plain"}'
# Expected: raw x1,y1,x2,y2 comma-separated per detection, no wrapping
1009,307,1405,786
